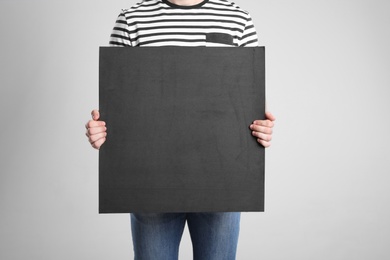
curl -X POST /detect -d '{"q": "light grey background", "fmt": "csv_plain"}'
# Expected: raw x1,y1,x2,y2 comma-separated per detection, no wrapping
1,0,389,259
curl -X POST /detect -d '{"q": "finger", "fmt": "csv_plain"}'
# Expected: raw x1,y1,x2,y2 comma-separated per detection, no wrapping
252,131,272,142
88,132,107,144
252,119,274,128
91,109,100,121
91,137,106,150
86,120,106,129
257,138,271,148
265,111,276,122
87,126,107,136
249,124,273,134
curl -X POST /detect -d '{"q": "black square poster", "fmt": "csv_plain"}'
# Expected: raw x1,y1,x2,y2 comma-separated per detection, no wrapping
99,47,265,213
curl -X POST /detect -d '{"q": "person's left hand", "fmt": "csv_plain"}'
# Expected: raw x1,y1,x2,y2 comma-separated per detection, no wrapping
250,111,275,148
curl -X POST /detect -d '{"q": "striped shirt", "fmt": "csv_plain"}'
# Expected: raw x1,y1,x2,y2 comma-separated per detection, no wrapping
109,0,258,47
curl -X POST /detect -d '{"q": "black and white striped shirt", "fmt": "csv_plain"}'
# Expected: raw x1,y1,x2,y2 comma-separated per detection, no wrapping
109,0,258,47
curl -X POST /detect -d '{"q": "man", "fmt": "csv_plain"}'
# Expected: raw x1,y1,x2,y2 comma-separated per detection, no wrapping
86,0,275,259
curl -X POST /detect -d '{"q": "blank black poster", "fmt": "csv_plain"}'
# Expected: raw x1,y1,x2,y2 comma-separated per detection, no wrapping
99,47,265,213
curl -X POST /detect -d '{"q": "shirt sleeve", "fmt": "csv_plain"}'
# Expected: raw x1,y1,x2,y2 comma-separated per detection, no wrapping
109,11,132,47
238,13,259,47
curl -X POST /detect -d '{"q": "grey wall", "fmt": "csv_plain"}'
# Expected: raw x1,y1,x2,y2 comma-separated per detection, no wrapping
1,0,389,259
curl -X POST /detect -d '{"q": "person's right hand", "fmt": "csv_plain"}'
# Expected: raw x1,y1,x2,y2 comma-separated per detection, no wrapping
85,109,107,150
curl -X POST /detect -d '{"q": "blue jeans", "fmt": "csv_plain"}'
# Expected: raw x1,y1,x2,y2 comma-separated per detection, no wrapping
131,212,241,260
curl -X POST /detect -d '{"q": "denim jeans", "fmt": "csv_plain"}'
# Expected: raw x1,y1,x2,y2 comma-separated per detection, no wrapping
130,212,241,260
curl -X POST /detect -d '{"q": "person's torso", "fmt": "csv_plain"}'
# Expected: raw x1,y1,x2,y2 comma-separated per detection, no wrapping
115,0,256,47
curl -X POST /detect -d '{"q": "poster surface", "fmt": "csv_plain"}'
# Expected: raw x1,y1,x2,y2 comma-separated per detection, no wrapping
99,47,265,213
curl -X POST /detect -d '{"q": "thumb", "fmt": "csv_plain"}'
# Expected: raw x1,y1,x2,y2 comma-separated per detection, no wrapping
265,111,276,121
91,109,100,121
